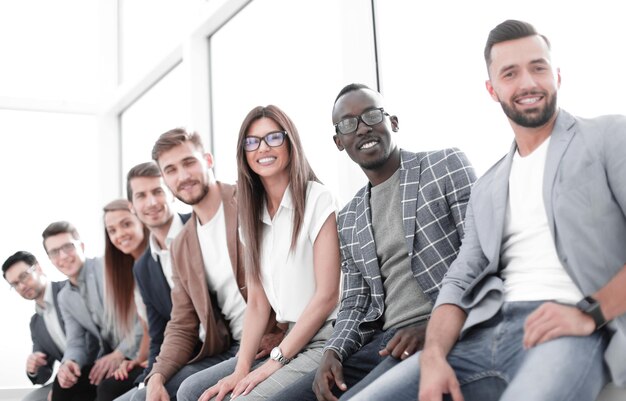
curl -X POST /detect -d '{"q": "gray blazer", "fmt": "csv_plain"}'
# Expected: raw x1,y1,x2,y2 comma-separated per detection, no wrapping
58,257,142,367
436,110,626,385
28,281,66,384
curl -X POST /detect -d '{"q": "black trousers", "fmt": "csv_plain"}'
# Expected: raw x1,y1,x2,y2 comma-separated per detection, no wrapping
96,365,144,401
51,365,97,401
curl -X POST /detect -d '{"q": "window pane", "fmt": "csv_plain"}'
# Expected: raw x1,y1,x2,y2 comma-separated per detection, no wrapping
120,64,192,213
120,0,205,84
375,0,626,176
0,0,99,103
0,110,100,388
210,0,375,203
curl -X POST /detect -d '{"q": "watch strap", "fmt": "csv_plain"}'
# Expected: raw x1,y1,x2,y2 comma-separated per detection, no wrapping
576,296,608,330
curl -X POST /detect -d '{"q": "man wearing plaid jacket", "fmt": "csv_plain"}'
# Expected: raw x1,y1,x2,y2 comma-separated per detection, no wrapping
269,83,476,401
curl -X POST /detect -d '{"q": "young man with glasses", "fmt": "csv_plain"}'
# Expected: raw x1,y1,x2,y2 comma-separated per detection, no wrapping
271,83,476,401
42,221,141,401
2,250,89,401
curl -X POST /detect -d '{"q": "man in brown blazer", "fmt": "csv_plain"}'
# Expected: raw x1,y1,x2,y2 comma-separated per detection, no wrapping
136,128,282,401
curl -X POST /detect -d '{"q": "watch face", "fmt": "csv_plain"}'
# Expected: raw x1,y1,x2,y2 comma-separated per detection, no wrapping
270,347,280,360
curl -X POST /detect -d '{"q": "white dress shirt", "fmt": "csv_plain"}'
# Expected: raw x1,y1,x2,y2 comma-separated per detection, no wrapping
259,181,340,323
35,281,67,352
149,213,185,289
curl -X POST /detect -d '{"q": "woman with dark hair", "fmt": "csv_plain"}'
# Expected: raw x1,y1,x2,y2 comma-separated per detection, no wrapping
177,105,341,401
97,198,150,401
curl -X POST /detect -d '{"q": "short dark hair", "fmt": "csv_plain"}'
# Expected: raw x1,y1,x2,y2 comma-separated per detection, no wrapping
126,161,161,201
484,20,551,68
152,128,205,163
2,251,37,278
334,83,373,104
41,221,80,252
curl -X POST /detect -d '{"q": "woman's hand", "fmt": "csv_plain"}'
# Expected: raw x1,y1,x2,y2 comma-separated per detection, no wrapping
198,370,247,401
231,360,282,399
113,358,146,380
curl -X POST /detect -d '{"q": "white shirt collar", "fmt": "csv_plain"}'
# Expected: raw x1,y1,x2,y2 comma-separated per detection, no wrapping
150,214,185,261
262,185,294,225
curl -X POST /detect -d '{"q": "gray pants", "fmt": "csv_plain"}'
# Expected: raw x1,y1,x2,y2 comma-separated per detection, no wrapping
22,384,52,401
177,322,333,401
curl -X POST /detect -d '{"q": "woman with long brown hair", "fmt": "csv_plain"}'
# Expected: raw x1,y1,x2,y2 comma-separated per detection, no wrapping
177,105,341,401
97,198,150,401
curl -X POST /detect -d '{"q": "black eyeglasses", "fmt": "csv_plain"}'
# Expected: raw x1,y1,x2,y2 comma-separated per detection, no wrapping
47,241,79,259
8,265,36,290
334,108,389,135
244,131,287,152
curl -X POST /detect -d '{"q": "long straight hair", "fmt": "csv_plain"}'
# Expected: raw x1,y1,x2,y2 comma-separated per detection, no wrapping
103,199,148,340
236,105,319,282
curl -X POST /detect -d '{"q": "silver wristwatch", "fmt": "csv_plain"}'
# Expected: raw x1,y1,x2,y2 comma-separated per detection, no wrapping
270,346,292,365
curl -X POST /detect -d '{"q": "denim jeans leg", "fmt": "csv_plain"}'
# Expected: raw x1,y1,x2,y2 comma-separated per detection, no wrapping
349,309,510,401
347,351,421,401
500,326,609,401
131,343,239,401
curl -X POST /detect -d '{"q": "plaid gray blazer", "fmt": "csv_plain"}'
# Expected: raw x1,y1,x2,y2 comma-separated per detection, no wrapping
325,148,476,361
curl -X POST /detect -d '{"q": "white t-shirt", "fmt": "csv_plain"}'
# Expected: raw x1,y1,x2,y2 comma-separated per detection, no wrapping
501,137,583,303
258,181,340,323
197,203,246,341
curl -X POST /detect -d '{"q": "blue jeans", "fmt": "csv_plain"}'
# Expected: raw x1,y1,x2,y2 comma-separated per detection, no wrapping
349,301,609,401
119,343,239,401
268,325,422,401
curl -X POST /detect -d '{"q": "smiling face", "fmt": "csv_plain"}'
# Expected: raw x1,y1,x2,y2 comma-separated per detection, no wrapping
244,117,291,183
332,88,399,172
129,176,174,230
44,232,86,280
157,141,213,206
486,35,560,128
104,210,145,256
4,261,45,300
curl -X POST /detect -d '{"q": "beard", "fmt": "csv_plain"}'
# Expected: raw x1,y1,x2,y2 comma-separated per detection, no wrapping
501,91,557,128
359,153,390,170
174,182,209,205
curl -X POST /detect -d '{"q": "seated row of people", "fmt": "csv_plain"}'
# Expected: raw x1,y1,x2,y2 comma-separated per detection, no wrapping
4,81,474,401
4,18,626,401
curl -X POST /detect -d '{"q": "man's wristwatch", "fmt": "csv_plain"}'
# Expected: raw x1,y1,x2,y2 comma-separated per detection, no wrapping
270,347,292,365
576,296,608,330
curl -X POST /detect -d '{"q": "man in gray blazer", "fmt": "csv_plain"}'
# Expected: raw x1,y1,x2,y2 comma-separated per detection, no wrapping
271,84,476,401
42,221,141,401
347,20,626,401
3,250,95,401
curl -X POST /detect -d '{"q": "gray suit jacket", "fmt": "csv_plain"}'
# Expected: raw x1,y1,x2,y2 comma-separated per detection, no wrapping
58,257,142,367
436,110,626,385
326,148,476,360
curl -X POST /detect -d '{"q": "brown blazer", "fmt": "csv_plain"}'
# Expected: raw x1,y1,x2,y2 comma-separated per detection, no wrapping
147,181,248,381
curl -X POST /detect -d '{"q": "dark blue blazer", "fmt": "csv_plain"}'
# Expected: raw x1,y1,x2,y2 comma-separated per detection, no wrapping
28,280,66,384
133,213,194,380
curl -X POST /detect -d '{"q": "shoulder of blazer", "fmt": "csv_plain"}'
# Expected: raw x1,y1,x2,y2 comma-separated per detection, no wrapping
173,212,197,248
51,280,68,298
216,181,237,204
133,246,153,279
